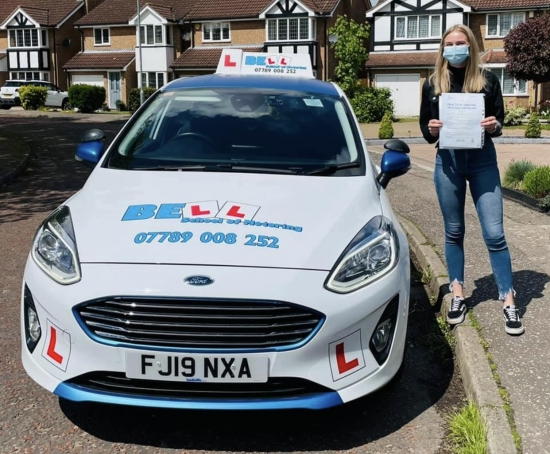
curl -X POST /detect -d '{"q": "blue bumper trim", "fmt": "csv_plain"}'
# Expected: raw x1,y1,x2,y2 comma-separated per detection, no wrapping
54,383,343,410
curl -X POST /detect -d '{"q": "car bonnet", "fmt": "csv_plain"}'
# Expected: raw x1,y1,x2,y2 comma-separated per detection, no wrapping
68,169,384,271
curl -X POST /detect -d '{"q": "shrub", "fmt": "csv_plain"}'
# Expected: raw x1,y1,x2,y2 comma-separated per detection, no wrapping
503,106,527,126
525,112,542,138
523,165,550,198
19,85,48,110
378,111,394,139
68,84,106,113
537,194,550,212
350,86,394,123
502,159,536,190
128,87,157,113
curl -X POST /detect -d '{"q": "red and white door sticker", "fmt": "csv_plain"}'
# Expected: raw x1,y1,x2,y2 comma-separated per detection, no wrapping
328,330,365,381
41,320,71,371
216,202,260,220
182,200,220,218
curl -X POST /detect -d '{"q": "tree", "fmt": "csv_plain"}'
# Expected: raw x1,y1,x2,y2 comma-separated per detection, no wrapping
328,15,370,97
504,13,550,109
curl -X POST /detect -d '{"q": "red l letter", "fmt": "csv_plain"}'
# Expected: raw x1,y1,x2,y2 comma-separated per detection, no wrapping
191,205,210,216
47,327,64,364
224,54,237,67
336,342,359,374
227,205,245,218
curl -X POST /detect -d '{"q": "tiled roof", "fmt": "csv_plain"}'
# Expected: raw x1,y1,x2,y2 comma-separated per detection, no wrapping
186,0,273,20
75,0,199,26
460,0,550,9
0,53,6,60
185,0,341,20
482,49,508,64
365,52,438,68
64,52,136,70
171,46,263,69
0,0,83,26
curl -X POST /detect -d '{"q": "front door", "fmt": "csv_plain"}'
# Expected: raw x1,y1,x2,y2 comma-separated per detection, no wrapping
108,72,121,109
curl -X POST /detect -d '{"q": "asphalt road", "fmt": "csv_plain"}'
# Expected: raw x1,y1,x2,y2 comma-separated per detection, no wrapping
1,115,464,453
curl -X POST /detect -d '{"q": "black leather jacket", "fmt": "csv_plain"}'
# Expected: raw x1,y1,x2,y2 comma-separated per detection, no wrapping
419,66,505,144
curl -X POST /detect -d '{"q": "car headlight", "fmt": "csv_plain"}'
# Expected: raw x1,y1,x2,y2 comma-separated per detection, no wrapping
325,216,399,293
31,206,81,285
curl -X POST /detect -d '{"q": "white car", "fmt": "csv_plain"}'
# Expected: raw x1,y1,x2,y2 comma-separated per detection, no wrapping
21,50,412,410
0,80,69,109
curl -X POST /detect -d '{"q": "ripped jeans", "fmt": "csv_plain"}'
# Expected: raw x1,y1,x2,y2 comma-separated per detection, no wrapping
434,140,514,301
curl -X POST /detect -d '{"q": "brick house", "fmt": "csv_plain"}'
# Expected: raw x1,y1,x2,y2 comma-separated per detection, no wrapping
0,0,92,89
172,0,371,81
64,0,370,108
364,0,550,117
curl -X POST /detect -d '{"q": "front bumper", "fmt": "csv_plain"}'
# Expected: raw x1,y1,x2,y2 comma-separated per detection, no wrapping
21,254,410,410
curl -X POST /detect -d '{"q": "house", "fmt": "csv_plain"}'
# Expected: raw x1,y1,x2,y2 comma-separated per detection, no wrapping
364,0,550,117
65,0,202,110
0,0,100,89
64,0,370,109
171,0,371,81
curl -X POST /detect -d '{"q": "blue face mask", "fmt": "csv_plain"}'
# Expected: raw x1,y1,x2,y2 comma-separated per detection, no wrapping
443,45,470,65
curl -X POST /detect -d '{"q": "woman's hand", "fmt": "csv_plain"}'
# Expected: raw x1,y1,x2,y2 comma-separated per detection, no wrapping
428,120,443,137
481,116,500,133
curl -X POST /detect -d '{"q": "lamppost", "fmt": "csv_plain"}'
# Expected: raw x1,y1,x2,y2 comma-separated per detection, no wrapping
137,0,144,105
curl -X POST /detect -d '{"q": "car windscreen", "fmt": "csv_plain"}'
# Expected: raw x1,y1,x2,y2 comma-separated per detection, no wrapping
3,82,23,87
106,87,363,175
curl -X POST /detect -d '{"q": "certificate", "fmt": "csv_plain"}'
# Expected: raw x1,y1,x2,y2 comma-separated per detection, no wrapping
439,93,485,149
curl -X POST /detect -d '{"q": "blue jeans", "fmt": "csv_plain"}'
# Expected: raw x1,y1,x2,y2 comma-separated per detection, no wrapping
434,140,514,301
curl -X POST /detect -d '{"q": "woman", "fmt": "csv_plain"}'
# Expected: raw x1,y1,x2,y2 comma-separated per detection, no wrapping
419,24,524,335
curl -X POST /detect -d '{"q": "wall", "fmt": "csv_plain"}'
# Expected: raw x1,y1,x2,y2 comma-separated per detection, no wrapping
83,26,136,50
193,20,265,46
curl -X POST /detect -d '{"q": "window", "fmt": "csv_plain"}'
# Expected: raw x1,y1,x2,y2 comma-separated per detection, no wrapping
267,18,315,41
487,13,525,37
10,71,49,81
140,25,164,45
202,22,230,41
489,68,527,95
141,72,166,89
94,28,110,45
395,15,441,39
8,29,40,48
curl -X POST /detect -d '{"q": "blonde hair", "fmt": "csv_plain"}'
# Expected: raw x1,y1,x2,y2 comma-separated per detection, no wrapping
430,24,486,95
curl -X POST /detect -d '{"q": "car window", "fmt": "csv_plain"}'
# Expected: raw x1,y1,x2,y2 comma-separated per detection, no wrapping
3,82,23,88
108,87,362,174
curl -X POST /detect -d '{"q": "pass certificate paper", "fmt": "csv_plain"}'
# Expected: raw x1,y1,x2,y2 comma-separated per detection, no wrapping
439,93,485,149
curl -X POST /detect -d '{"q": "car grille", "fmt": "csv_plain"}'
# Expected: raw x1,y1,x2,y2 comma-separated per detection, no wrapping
75,297,324,350
67,372,332,400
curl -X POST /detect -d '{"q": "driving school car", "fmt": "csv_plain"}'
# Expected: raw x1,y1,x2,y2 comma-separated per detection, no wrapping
21,49,412,410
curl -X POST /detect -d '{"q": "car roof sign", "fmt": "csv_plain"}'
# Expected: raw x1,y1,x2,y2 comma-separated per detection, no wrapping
216,49,314,79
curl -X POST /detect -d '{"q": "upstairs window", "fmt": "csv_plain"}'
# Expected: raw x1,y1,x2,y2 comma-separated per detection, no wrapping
395,15,441,39
267,18,315,41
140,25,164,45
94,28,110,45
487,13,525,37
8,29,40,48
203,22,230,41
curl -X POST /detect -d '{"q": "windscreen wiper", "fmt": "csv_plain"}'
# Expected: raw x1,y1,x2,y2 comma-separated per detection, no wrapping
306,161,361,175
133,164,296,174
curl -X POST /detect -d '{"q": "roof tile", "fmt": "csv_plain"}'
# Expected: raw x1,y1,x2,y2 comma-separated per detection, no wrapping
460,0,550,9
0,0,83,26
365,51,438,67
64,51,135,70
75,0,199,26
171,46,263,68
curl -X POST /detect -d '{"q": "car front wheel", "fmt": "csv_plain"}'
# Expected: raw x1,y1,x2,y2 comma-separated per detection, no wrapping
61,99,69,110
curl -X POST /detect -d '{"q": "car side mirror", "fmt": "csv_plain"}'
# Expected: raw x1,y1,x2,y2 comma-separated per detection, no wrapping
75,129,106,167
376,139,411,189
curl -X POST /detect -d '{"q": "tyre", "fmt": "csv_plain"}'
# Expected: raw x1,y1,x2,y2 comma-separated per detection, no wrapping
0,105,11,110
61,98,69,110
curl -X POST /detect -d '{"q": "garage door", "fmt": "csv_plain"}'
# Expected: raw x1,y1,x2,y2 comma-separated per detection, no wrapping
375,74,420,118
71,75,104,87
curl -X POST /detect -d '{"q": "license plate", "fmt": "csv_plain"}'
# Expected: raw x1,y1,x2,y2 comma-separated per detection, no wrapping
3,94,12,98
125,351,269,383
